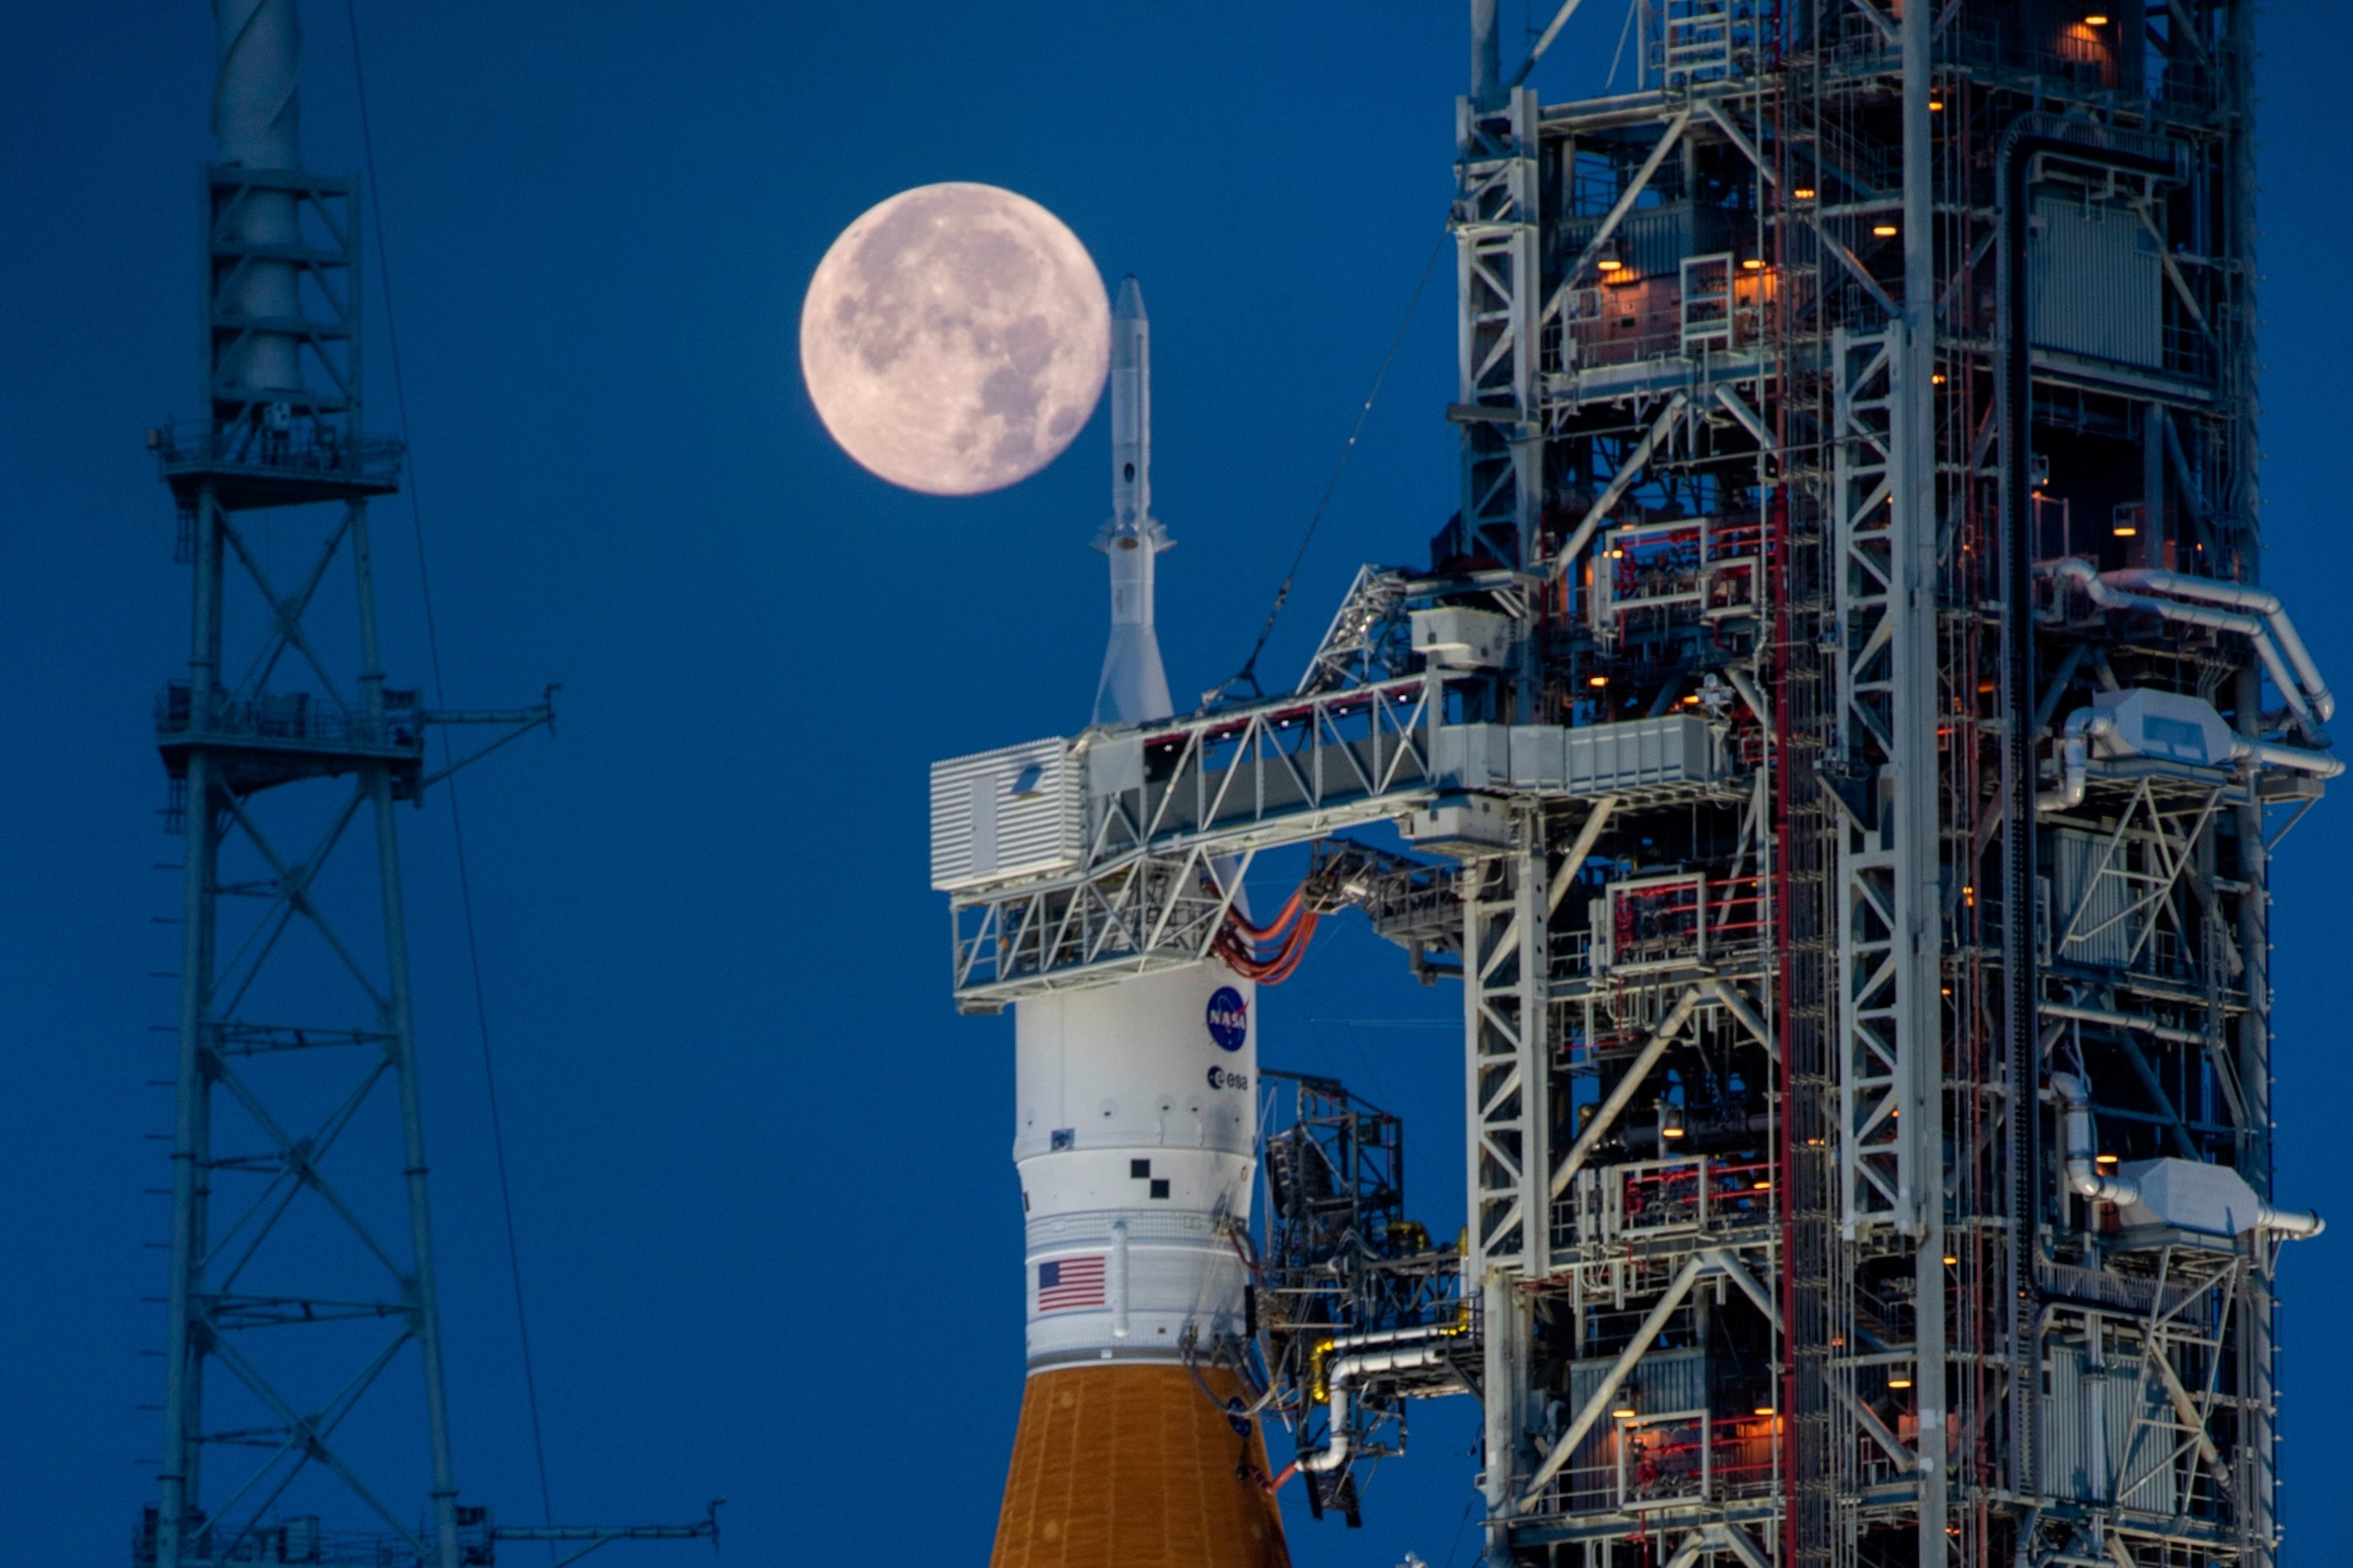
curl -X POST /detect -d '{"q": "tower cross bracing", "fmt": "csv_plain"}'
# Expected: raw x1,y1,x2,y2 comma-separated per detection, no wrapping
928,2,2324,1566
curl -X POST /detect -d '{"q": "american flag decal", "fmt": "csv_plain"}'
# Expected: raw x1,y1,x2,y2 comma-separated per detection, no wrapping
1037,1255,1107,1311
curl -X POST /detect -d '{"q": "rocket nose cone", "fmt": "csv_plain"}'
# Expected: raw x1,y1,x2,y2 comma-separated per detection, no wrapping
1115,274,1147,322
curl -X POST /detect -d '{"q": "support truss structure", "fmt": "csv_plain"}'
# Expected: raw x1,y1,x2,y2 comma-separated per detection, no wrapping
934,3,2316,1566
142,103,551,1568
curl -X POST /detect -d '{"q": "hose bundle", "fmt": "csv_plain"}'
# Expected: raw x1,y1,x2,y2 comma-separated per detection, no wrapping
1214,886,1320,984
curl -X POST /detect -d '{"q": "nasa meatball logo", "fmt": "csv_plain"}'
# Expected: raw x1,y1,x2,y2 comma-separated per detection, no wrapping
1205,986,1248,1052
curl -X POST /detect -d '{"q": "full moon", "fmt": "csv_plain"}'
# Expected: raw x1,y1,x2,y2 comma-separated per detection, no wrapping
800,182,1111,496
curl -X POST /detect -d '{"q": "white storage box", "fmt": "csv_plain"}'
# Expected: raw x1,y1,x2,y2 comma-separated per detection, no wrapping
930,738,1080,892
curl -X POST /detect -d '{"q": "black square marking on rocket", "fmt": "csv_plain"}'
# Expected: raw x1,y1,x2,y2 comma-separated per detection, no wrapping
1131,1158,1152,1179
1150,1179,1171,1199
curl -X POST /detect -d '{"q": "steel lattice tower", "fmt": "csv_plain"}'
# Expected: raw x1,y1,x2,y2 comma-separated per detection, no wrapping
141,5,542,1565
931,2,2326,1565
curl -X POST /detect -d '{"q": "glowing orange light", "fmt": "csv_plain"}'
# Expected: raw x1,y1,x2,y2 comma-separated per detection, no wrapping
1598,256,1626,272
1612,1406,1638,1420
1888,1376,1914,1390
1931,372,1946,385
1752,1180,1772,1190
1742,257,1765,270
1793,187,1817,200
2084,13,2110,23
1589,676,1609,688
2113,523,2138,537
1754,1406,1779,1417
2096,1153,2119,1166
1872,223,1900,237
1929,99,1945,111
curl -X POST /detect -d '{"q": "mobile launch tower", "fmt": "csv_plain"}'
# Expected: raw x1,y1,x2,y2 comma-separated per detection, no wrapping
934,2,2328,1566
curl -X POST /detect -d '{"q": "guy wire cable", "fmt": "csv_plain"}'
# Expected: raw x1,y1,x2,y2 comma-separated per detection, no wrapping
344,1,558,1541
1206,223,1448,706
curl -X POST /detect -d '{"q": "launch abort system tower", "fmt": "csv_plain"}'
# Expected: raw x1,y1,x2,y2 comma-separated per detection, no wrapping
933,2,2329,1566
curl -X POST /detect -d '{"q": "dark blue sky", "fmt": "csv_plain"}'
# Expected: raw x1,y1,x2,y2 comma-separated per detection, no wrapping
3,4,2349,1564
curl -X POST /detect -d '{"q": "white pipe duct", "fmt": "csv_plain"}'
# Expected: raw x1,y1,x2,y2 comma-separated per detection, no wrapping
2049,1073,2322,1237
2036,694,2341,813
2042,560,2324,732
2037,1001,2204,1048
2245,740,2344,778
2035,706,2116,812
1299,1343,1452,1473
2049,1071,2141,1206
2103,569,2335,722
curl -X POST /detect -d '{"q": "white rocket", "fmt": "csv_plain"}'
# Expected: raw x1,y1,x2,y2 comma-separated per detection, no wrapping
1091,277,1173,726
990,280,1284,1566
1015,276,1259,1370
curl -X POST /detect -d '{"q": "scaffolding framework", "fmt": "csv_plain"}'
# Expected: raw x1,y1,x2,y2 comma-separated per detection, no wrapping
139,28,568,1568
144,144,473,1568
932,2,2311,1564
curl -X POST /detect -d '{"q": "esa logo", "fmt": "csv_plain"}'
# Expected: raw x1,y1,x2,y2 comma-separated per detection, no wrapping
1206,1064,1251,1092
1206,986,1248,1052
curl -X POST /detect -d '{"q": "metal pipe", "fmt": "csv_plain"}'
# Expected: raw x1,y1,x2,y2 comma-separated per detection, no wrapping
1706,980,1775,1061
357,499,463,1568
2244,740,2342,777
2034,705,2114,812
2042,558,2313,731
1517,1252,1712,1507
1111,1219,1131,1339
2050,1072,2321,1237
1551,392,1687,578
1897,14,1948,1550
1300,1343,1451,1473
1508,0,1586,87
2037,1002,2204,1048
1722,662,1774,738
2262,1204,2325,1239
1545,797,1618,914
1545,116,1693,325
2103,568,2334,722
2049,1072,2140,1206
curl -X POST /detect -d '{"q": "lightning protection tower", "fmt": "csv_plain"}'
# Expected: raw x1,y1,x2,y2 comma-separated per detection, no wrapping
141,5,548,1565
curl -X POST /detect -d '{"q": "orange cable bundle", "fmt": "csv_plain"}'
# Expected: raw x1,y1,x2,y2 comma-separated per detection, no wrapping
1215,885,1319,983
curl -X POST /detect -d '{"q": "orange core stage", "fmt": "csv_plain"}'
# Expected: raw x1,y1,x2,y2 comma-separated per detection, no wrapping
990,1363,1290,1568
